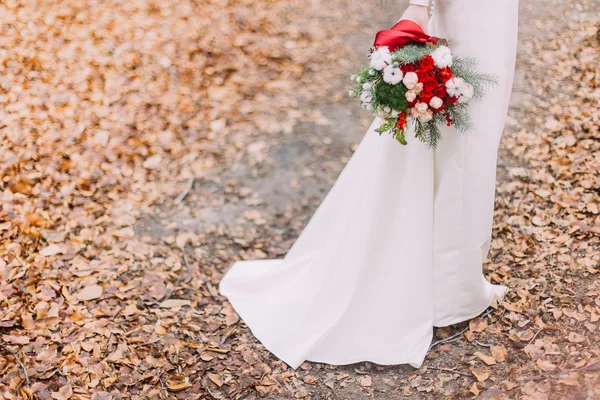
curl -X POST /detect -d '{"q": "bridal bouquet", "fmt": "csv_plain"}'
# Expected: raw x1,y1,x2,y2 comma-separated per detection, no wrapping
349,20,497,148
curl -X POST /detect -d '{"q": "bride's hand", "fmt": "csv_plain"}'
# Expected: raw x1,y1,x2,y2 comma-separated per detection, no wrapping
399,5,430,34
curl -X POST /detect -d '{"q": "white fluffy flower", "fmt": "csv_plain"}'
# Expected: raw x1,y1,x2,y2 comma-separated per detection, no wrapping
405,90,417,102
355,76,362,83
383,106,391,113
362,82,372,91
414,82,424,94
458,82,475,103
369,46,392,71
360,91,373,103
383,65,403,85
445,77,465,97
429,96,444,109
430,45,453,68
365,103,374,112
402,72,419,89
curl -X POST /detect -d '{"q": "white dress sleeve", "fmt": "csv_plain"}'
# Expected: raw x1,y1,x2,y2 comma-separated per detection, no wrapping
409,0,430,5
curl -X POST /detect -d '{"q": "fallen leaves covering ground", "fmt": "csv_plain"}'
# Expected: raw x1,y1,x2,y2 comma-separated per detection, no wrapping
1,0,599,399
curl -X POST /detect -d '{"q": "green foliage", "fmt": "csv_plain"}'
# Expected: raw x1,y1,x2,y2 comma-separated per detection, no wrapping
373,79,408,111
451,56,498,99
447,103,472,132
375,118,396,135
393,127,407,145
424,114,444,149
392,43,438,65
375,118,407,145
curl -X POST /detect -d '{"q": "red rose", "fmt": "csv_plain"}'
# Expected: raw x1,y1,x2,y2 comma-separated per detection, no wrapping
434,85,447,99
402,63,416,73
419,91,434,104
407,100,417,108
439,67,453,83
418,70,436,85
423,80,437,93
418,55,435,71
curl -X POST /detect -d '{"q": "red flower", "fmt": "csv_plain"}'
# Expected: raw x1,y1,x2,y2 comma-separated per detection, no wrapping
422,81,437,93
433,85,447,99
397,113,408,130
401,63,416,73
447,96,460,105
418,70,437,84
407,100,417,108
439,67,453,83
419,91,434,104
418,55,435,72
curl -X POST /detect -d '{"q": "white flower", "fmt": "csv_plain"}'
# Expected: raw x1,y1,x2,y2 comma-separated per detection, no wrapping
348,90,356,97
362,83,372,91
383,65,403,85
360,91,373,103
402,72,419,89
445,77,465,97
405,90,417,102
355,76,362,83
414,82,424,94
369,46,392,71
429,96,444,109
390,109,400,117
383,106,391,113
415,102,429,114
458,82,475,103
368,69,376,76
430,45,453,68
418,109,433,122
365,103,374,112
350,74,357,82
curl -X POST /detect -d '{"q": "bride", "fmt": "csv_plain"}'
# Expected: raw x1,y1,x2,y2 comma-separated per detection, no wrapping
219,0,519,369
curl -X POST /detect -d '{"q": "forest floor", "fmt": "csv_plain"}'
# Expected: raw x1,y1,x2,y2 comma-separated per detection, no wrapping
1,0,599,399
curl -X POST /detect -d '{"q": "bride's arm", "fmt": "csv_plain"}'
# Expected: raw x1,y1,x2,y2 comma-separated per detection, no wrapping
400,1,430,33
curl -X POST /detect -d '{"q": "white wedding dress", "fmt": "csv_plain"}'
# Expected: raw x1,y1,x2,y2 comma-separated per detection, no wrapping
219,0,519,369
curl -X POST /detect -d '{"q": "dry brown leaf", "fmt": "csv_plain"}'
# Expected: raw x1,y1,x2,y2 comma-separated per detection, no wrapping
471,367,490,382
207,373,223,387
536,359,557,372
359,376,372,387
77,285,103,301
491,344,507,362
474,351,497,366
470,382,480,396
469,317,489,333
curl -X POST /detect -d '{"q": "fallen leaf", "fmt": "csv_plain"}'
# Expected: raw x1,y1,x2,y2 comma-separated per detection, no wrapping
471,367,490,382
491,344,507,362
469,317,488,333
474,351,497,365
207,373,222,387
77,285,103,301
359,376,372,387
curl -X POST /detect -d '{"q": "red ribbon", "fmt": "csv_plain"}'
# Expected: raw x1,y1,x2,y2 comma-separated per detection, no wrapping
373,20,439,52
